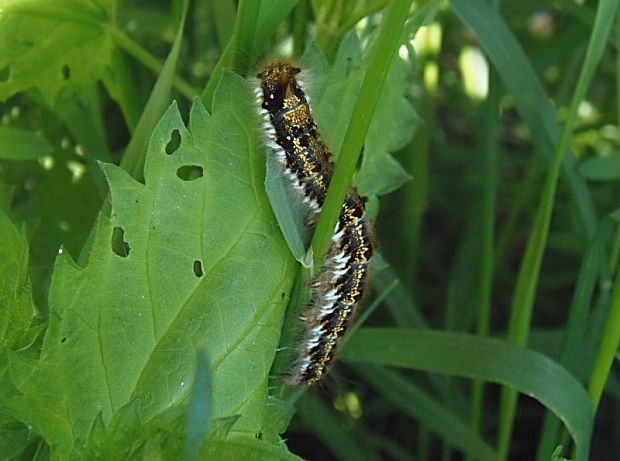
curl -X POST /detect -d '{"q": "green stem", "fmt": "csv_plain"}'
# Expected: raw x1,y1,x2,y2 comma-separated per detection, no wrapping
402,77,431,288
209,0,236,48
292,0,310,58
310,0,413,271
336,0,389,36
534,218,615,461
467,70,499,461
200,40,235,110
109,27,197,100
587,239,620,408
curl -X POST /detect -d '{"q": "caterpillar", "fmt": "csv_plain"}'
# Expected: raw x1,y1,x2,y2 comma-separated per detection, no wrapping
256,61,373,385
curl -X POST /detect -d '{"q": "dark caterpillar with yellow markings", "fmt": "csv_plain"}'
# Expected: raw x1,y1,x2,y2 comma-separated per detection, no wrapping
256,61,372,385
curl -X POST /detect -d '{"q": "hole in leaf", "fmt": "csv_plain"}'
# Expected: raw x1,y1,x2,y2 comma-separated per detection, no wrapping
62,65,71,80
111,226,130,257
177,165,203,181
193,260,203,278
60,337,67,344
166,129,181,155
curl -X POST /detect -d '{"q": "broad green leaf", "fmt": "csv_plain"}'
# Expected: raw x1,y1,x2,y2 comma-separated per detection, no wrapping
6,74,296,459
0,209,37,458
0,126,53,160
342,329,594,460
0,0,113,104
200,437,303,460
578,152,620,181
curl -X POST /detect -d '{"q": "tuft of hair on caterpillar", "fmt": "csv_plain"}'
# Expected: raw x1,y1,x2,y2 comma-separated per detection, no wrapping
256,60,373,386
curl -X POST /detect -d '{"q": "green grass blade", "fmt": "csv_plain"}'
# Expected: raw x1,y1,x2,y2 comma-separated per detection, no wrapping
371,266,428,328
201,0,300,109
342,328,595,460
291,0,310,58
119,1,188,181
298,392,373,461
357,365,496,461
451,0,619,458
469,71,500,453
535,217,616,461
109,28,197,103
450,0,598,238
587,212,620,408
209,0,236,49
229,0,260,75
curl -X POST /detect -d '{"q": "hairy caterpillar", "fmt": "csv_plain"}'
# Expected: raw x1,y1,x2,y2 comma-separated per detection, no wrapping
256,61,373,385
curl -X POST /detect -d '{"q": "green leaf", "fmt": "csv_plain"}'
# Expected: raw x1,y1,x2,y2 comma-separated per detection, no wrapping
0,126,54,160
264,154,311,262
0,0,113,104
357,57,416,196
303,35,417,197
12,147,101,310
200,437,304,461
578,152,620,181
550,445,571,461
6,74,296,459
341,328,594,459
0,397,32,460
0,207,40,459
0,208,35,350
